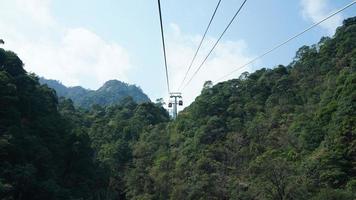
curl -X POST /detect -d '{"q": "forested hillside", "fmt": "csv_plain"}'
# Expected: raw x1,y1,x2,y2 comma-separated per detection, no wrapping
0,17,355,200
0,49,168,199
39,78,151,108
122,17,356,200
0,48,102,199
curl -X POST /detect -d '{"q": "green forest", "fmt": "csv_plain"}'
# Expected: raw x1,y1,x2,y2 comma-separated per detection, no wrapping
1,17,355,200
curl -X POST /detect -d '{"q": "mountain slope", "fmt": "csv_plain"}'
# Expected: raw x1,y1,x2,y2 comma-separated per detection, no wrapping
0,49,168,199
124,17,356,200
39,78,151,108
0,49,101,199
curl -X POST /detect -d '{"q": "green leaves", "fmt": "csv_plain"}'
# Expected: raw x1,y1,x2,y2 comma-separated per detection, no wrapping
0,49,26,77
0,48,100,200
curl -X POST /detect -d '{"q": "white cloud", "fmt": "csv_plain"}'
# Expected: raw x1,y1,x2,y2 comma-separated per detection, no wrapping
14,28,131,89
14,0,55,26
301,0,343,35
0,0,132,89
164,23,254,109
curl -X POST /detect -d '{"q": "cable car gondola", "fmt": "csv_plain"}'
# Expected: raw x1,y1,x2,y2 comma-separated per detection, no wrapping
178,100,183,106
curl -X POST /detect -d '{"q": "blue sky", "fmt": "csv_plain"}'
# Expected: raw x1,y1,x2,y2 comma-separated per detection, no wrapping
1,0,355,106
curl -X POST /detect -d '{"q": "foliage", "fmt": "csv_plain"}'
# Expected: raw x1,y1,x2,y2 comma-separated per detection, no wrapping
122,17,356,199
0,49,100,200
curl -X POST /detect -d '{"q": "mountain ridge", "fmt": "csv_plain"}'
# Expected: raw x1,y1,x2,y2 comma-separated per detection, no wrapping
39,77,151,108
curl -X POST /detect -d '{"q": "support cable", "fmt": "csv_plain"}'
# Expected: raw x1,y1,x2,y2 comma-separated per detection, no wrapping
182,0,248,90
158,0,171,93
178,0,223,90
215,0,356,82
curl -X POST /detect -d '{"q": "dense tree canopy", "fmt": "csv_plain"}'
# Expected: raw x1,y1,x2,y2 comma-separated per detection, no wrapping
0,48,168,199
0,17,355,200
0,49,100,199
122,17,356,200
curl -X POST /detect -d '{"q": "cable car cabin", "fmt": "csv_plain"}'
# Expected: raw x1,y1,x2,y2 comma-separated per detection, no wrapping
168,103,172,108
178,100,183,106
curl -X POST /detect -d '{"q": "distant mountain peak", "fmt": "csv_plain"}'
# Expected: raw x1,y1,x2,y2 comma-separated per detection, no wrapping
98,80,126,91
102,79,125,86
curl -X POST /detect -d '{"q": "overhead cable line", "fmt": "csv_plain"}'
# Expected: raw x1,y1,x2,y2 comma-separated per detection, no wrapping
178,0,223,90
215,0,356,82
157,0,171,93
182,0,248,91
